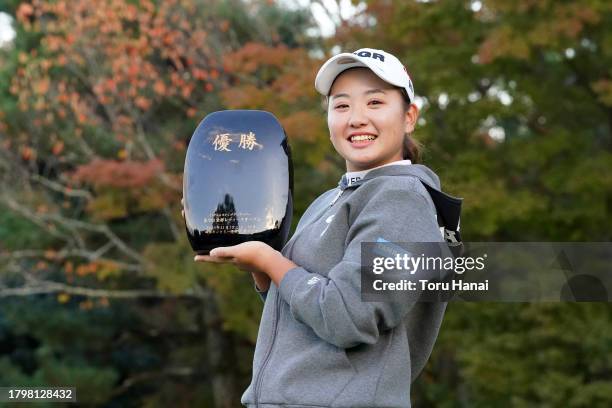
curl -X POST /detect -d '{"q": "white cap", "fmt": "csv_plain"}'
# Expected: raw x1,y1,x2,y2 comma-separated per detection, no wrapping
314,48,415,102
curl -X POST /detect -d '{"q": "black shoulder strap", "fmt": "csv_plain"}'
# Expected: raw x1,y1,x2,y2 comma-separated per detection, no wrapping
419,181,464,257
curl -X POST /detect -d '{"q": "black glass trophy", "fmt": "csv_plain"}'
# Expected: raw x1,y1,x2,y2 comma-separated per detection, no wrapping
183,110,293,255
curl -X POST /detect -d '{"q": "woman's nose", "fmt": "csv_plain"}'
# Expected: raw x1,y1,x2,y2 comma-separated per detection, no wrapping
348,106,368,128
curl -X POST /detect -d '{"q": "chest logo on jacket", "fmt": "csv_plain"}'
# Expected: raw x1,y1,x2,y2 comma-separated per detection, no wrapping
307,276,321,285
319,214,336,237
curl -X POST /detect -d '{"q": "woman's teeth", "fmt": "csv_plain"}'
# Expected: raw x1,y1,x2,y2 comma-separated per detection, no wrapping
350,135,376,142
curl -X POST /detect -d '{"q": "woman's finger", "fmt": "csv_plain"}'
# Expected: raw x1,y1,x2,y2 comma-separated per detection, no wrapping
194,254,236,263
209,247,236,258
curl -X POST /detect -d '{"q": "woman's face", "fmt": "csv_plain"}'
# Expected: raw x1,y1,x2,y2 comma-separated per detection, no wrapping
327,67,418,172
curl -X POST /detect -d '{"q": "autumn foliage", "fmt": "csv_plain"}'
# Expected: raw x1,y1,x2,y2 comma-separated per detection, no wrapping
10,0,222,170
71,159,164,189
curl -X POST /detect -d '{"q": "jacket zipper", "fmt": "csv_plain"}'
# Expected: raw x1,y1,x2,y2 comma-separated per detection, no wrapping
329,188,344,206
253,187,345,406
253,284,281,408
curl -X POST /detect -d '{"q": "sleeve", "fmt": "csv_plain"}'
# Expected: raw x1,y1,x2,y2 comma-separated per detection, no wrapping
277,180,443,349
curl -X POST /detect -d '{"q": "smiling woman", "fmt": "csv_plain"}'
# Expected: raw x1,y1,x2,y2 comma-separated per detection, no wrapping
194,47,459,408
326,67,419,172
0,12,16,47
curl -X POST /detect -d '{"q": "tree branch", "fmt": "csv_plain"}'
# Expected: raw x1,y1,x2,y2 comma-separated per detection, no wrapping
162,206,181,241
1,195,145,264
0,194,78,245
2,246,142,273
30,173,94,200
0,279,207,300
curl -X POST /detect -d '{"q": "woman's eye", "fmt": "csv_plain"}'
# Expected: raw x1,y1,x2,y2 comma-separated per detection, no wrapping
369,100,383,105
334,104,349,109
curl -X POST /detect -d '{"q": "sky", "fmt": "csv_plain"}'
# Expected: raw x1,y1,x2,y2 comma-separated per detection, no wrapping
288,0,361,37
0,12,15,48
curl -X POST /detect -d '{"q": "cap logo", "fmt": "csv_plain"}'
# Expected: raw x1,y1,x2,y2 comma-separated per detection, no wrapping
353,51,385,62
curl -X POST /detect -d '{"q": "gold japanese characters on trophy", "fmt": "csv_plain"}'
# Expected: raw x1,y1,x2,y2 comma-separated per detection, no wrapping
212,131,263,152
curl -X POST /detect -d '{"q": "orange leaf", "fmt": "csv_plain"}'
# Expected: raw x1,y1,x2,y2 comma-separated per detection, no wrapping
52,141,65,155
135,96,151,110
16,3,34,22
21,146,34,161
76,265,87,276
153,80,166,94
220,20,230,33
34,78,50,95
79,300,93,310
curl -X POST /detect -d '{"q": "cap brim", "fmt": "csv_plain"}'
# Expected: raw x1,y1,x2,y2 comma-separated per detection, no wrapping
314,53,369,96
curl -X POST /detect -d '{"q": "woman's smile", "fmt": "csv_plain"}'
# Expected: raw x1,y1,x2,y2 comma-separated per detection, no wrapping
347,132,378,147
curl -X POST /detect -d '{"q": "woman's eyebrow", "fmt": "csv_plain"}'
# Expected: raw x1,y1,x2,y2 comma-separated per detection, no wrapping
330,89,386,99
330,93,349,99
365,88,386,95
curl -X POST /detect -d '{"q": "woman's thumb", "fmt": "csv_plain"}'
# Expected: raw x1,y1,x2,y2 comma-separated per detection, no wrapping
210,247,228,257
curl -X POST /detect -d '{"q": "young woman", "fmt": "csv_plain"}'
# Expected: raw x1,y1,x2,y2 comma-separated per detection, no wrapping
196,48,448,408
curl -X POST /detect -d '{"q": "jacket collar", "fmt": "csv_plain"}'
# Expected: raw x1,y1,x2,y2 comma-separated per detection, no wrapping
338,161,441,191
340,160,412,188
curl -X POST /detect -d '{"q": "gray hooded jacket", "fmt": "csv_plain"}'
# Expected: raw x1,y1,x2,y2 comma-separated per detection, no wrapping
242,163,447,408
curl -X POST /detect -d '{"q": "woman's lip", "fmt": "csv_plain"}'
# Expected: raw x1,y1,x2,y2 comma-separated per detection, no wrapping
348,138,376,148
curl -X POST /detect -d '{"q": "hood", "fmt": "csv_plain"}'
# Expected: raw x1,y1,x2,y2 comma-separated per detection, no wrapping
338,163,463,243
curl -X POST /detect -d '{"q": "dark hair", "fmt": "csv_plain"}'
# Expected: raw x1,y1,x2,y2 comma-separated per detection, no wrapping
399,88,422,163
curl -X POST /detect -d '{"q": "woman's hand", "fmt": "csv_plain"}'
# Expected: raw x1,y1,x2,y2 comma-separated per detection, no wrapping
194,241,297,288
195,241,273,273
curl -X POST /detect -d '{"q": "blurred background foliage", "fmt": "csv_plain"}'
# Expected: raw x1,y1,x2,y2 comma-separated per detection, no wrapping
0,0,610,406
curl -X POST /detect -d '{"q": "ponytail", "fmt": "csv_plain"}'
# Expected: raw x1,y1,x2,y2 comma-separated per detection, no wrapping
403,133,422,163
399,88,422,163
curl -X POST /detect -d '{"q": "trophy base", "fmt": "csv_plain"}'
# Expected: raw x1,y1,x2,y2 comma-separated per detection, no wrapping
187,229,288,256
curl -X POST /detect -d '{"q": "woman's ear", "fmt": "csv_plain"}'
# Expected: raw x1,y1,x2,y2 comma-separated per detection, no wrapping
404,103,420,134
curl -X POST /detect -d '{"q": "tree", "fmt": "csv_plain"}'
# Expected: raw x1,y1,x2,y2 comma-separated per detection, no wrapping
334,1,612,406
0,0,318,406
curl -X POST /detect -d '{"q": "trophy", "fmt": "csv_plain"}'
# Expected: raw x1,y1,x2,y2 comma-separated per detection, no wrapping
183,110,293,255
